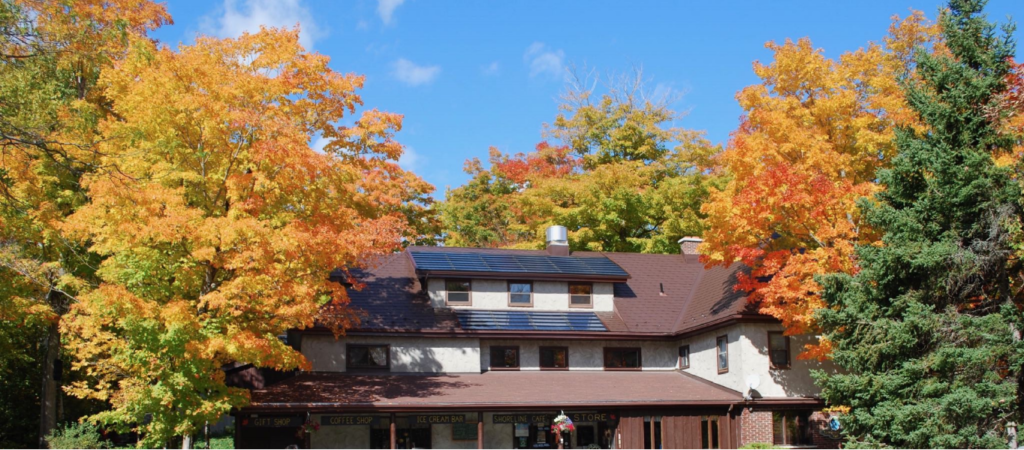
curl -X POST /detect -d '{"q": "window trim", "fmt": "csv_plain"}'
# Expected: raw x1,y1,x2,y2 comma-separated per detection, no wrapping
345,344,391,371
716,335,729,374
678,345,690,370
507,280,534,307
539,346,570,371
489,345,520,371
768,331,791,369
444,278,472,306
602,347,642,371
568,282,594,308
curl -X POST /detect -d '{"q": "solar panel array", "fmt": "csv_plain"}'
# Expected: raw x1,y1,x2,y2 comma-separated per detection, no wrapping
409,251,629,278
456,310,608,332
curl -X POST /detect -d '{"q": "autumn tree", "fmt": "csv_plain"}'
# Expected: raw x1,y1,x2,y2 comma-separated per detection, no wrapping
0,0,170,444
441,71,719,253
813,1,1023,446
58,27,432,446
699,13,940,355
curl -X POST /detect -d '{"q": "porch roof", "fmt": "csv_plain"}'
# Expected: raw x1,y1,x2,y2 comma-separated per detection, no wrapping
244,371,743,412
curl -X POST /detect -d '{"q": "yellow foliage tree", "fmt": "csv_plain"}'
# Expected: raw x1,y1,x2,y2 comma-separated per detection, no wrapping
60,27,432,445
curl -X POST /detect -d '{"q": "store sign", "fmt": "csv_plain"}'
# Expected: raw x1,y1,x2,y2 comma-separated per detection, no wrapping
492,414,551,424
414,414,467,424
570,412,612,423
321,415,378,426
243,416,303,428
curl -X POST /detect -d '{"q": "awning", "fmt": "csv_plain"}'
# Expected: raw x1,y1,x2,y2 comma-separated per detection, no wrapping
245,371,743,412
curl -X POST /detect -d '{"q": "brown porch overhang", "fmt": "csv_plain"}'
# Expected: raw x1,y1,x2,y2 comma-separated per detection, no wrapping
240,371,745,414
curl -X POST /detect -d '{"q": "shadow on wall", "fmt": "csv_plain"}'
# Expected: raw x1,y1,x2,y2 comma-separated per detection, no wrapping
753,333,838,397
391,343,445,374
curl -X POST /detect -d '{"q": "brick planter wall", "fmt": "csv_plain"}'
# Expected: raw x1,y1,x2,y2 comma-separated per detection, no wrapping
738,408,772,447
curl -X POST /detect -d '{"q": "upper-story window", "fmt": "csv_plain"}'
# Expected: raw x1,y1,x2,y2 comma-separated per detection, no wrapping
678,345,690,369
445,279,471,306
347,344,389,370
540,346,569,370
716,335,729,373
490,346,520,370
569,282,593,308
604,347,641,370
768,332,791,369
508,281,533,307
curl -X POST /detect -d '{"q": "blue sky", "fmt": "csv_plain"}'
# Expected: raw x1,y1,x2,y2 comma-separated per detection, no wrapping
151,0,1021,196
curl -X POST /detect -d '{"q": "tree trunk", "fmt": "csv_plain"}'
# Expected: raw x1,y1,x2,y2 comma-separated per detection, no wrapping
37,320,59,448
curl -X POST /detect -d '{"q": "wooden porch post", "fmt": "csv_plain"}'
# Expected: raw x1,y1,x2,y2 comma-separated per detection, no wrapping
477,412,484,449
390,413,397,450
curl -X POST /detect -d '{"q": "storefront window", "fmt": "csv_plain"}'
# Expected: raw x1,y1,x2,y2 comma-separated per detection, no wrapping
701,416,719,449
603,348,641,370
347,344,389,370
540,347,568,369
643,416,662,449
773,411,812,446
490,346,520,370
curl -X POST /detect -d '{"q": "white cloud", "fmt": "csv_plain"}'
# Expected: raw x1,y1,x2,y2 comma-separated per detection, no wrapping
204,0,323,50
398,147,422,171
377,0,405,25
311,135,330,153
524,42,565,79
392,58,441,86
481,61,500,76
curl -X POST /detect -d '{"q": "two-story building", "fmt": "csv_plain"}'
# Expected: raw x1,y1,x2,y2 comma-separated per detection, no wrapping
233,227,839,449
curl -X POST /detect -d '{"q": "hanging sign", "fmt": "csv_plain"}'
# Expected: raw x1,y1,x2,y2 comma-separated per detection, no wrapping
492,414,551,424
242,416,303,428
414,414,468,424
321,415,379,426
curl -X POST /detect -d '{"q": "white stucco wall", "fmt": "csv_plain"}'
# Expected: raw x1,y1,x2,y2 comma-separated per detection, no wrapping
427,278,614,312
679,323,835,398
303,335,481,373
481,339,679,371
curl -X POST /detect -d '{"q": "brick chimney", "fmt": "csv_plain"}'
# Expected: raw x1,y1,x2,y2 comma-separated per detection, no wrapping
679,237,702,262
546,225,570,256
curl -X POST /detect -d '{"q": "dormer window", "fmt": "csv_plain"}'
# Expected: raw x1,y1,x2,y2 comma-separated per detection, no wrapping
508,281,533,307
445,279,471,306
569,282,593,308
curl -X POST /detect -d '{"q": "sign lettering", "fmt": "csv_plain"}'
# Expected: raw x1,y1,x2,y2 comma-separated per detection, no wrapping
571,413,611,423
245,416,302,428
492,414,551,424
321,415,378,426
414,414,467,424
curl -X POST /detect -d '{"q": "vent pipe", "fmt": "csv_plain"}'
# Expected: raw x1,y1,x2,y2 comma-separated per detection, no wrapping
546,225,570,256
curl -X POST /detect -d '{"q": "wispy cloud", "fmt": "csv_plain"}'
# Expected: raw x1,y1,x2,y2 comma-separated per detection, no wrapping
481,61,500,76
524,42,565,79
392,58,441,86
398,146,422,171
203,0,323,49
377,0,405,25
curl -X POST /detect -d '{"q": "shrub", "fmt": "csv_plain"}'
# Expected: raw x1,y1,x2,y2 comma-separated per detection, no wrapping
739,443,776,449
46,422,107,449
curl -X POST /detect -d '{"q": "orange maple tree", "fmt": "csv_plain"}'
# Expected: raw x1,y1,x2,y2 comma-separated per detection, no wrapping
58,26,432,445
700,13,940,358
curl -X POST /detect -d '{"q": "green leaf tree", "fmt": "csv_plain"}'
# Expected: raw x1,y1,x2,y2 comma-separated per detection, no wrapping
813,1,1023,447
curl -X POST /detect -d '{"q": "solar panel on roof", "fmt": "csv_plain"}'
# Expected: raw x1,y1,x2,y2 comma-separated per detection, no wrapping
409,251,629,278
456,310,608,332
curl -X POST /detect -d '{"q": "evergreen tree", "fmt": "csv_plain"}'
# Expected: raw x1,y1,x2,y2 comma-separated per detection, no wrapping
813,0,1023,447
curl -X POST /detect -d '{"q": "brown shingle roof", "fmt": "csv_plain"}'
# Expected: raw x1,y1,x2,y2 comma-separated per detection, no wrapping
337,246,763,335
246,371,741,411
